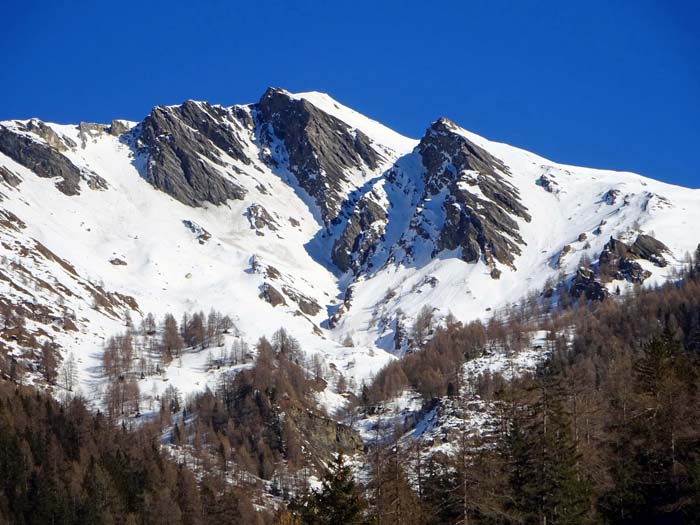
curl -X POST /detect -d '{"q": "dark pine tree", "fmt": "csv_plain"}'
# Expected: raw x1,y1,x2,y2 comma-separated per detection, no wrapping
290,453,367,525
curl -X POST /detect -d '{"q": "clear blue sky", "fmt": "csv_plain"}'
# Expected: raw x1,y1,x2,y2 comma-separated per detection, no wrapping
3,0,699,187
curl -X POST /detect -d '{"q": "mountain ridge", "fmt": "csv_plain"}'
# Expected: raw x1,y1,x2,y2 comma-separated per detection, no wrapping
0,87,698,410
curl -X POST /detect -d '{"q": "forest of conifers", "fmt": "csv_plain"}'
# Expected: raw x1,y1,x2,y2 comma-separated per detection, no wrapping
1,255,700,524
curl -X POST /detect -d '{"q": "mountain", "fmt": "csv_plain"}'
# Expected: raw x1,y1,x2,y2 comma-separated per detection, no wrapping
0,87,698,406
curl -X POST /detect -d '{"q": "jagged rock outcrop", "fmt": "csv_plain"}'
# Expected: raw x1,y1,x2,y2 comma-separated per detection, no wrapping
598,238,649,283
137,101,248,207
286,405,363,459
245,203,278,232
0,166,21,187
0,125,83,195
109,119,130,136
598,238,630,265
598,234,669,284
570,266,608,301
256,88,381,226
630,234,669,267
332,191,387,273
328,285,354,329
603,188,620,205
617,258,651,283
25,119,76,151
417,118,531,267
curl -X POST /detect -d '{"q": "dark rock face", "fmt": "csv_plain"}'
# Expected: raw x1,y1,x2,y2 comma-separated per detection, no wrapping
573,232,668,298
617,258,651,284
570,267,608,301
598,234,668,284
256,88,381,225
598,238,631,266
0,125,83,195
417,118,531,267
598,238,650,283
87,174,109,190
630,234,669,267
332,191,387,273
137,101,248,207
328,285,354,329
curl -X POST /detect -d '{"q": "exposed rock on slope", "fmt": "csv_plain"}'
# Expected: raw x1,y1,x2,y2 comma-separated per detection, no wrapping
137,101,248,206
0,166,21,188
599,234,669,281
182,220,211,243
572,233,672,301
256,88,382,226
286,404,363,460
108,119,130,136
25,119,76,151
570,266,609,301
246,203,279,232
416,118,531,267
332,190,387,273
260,283,286,307
630,234,669,267
0,124,83,195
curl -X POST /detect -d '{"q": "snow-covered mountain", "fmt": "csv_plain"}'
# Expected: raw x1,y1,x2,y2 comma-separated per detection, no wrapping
1,87,698,401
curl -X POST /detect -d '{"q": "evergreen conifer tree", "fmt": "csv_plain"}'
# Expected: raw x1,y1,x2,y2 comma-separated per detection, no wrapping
290,453,366,525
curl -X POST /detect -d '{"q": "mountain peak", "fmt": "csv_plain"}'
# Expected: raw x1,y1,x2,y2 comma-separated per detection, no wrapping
432,116,457,128
0,88,697,424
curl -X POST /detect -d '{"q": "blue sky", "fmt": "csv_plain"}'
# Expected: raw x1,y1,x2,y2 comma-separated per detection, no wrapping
3,0,699,187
